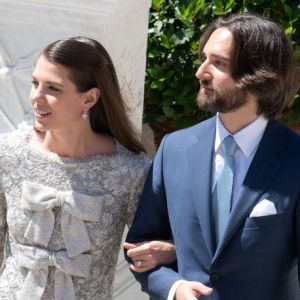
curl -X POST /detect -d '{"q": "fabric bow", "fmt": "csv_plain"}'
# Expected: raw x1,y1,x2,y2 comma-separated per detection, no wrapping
21,181,107,257
16,244,92,300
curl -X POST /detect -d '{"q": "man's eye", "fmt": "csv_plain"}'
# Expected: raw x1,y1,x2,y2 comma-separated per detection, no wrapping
200,55,206,63
215,60,227,67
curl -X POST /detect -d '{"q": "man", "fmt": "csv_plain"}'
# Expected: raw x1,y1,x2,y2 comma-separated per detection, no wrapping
126,13,300,300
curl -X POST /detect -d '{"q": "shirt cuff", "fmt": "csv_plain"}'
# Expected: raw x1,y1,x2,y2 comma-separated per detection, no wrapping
167,280,187,300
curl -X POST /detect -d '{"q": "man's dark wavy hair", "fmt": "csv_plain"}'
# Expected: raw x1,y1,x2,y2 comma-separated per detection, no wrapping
199,13,300,120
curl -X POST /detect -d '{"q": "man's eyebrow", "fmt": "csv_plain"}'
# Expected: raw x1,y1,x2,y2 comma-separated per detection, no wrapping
211,54,230,62
200,52,230,62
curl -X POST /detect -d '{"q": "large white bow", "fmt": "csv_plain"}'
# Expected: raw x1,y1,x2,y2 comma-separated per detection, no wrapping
16,244,92,300
21,181,109,257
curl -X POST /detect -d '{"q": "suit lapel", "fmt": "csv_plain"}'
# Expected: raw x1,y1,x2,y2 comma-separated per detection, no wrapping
214,121,287,259
187,118,216,259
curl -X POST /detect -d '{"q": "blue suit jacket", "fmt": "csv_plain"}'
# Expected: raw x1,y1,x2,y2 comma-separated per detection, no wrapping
126,117,300,300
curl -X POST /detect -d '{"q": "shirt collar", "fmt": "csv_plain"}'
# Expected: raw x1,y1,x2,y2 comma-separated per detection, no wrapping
215,113,268,158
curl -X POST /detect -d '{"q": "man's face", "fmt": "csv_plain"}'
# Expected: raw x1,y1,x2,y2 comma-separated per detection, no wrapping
196,27,246,113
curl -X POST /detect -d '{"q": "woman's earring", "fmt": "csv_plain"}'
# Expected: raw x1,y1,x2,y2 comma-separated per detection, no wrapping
81,110,89,120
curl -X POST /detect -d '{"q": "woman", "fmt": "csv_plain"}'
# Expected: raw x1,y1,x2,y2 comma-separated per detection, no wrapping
0,37,175,300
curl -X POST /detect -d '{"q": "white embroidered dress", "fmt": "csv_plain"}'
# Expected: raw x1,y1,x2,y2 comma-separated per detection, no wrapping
0,129,150,300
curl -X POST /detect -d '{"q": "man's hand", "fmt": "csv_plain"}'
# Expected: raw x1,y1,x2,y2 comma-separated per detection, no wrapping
175,281,213,300
124,240,176,272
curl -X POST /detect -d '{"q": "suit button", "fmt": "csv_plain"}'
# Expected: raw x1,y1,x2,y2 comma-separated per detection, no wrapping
210,272,219,281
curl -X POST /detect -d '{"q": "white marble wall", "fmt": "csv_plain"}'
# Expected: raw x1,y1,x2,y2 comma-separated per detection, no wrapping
0,0,151,298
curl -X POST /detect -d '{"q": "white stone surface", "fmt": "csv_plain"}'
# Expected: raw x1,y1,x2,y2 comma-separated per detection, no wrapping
0,0,151,299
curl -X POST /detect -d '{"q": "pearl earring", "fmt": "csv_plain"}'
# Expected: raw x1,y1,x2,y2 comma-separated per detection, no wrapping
81,110,89,120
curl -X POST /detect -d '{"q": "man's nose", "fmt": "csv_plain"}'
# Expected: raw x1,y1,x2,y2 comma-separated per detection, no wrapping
195,61,211,81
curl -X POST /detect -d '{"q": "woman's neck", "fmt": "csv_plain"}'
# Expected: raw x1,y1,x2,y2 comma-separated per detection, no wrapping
31,127,116,159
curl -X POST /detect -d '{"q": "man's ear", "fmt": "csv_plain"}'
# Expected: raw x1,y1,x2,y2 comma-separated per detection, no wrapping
83,87,101,109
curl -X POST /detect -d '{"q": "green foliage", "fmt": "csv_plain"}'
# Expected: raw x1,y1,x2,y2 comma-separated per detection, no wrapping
145,0,300,130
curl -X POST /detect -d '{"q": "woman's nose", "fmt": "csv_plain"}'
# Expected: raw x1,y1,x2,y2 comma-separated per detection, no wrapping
31,87,45,103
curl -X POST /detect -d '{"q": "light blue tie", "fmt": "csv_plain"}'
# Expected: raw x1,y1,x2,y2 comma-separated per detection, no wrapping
213,135,237,244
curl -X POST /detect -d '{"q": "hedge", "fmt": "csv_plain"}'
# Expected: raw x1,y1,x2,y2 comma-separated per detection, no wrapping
144,0,300,133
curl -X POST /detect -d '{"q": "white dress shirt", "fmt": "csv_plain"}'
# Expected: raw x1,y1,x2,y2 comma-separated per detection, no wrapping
167,114,268,300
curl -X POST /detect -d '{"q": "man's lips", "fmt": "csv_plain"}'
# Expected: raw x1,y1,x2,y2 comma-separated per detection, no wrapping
200,85,214,94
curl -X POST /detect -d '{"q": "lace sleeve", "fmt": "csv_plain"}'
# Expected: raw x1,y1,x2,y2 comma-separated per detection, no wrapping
126,160,150,227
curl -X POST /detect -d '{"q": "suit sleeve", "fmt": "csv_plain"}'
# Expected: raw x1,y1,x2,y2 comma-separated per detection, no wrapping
125,135,184,299
296,195,300,284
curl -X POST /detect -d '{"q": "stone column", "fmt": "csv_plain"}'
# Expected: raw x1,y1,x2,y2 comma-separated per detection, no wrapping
0,0,151,299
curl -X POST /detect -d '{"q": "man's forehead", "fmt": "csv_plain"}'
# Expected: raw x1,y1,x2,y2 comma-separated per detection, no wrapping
203,28,233,59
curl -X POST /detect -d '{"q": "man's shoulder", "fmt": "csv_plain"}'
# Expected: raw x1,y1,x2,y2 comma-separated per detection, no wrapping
264,121,300,158
164,116,216,144
268,120,300,143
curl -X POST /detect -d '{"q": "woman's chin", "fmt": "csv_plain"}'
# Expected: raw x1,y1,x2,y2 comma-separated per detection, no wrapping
34,122,47,132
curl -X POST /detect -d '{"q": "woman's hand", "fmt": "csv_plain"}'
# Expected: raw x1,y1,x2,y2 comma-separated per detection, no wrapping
124,240,176,273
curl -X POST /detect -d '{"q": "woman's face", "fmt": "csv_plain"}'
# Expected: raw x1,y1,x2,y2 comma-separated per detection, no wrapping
30,55,86,132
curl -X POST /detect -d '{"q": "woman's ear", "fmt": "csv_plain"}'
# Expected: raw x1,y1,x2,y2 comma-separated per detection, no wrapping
83,87,101,109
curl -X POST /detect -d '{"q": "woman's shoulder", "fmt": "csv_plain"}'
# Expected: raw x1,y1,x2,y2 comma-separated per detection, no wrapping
111,143,151,186
116,142,151,170
0,128,32,173
0,128,29,149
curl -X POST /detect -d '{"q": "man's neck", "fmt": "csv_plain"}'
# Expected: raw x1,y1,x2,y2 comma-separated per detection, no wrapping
219,96,260,134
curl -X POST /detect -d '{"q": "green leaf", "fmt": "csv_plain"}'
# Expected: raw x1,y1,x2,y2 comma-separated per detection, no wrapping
147,47,162,57
152,0,164,11
225,0,235,10
160,34,172,49
154,20,163,33
163,89,177,97
283,4,293,17
155,115,168,123
294,49,300,61
213,0,224,11
162,105,175,118
285,26,295,35
150,80,162,89
165,70,175,79
170,28,194,45
174,6,192,26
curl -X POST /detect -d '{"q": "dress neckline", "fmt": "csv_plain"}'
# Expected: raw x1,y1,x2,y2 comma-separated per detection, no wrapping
21,129,123,164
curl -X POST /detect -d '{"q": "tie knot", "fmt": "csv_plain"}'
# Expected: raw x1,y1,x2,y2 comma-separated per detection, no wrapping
223,135,236,157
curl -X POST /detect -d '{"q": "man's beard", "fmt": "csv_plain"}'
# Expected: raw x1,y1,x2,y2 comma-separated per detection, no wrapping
197,83,247,113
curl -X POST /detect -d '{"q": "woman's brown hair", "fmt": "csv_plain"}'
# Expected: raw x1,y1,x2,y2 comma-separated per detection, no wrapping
199,13,300,120
42,37,145,154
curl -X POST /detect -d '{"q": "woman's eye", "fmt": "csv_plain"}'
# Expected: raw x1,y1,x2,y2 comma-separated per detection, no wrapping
48,86,60,92
31,80,38,88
